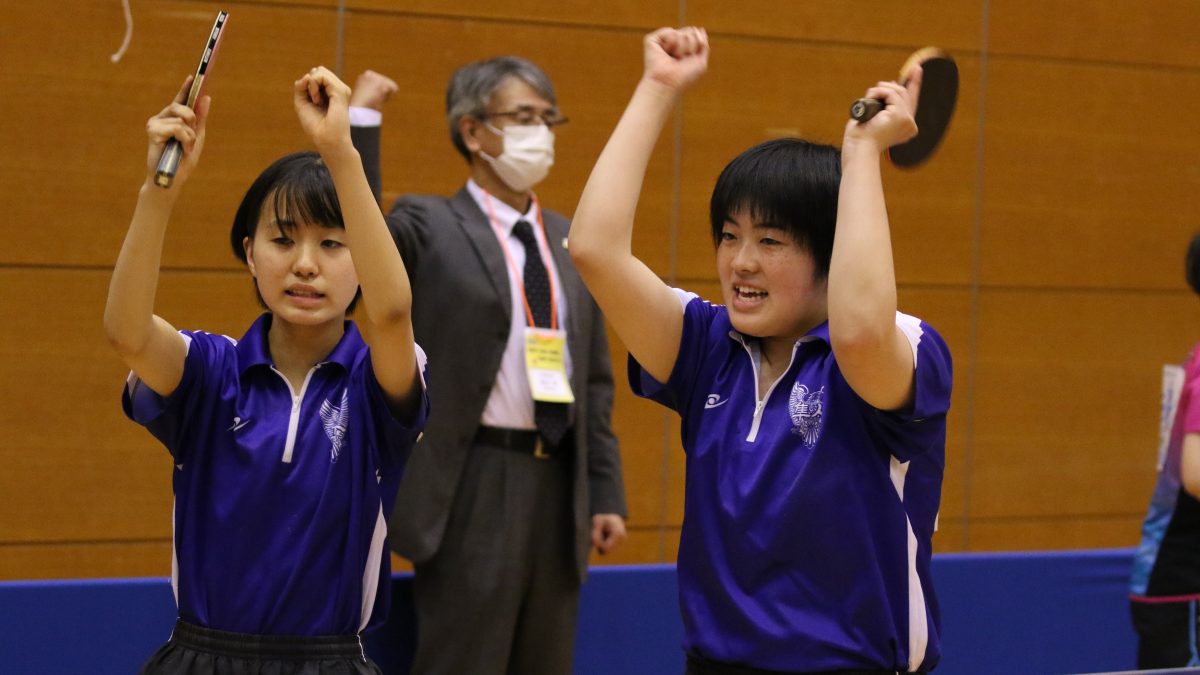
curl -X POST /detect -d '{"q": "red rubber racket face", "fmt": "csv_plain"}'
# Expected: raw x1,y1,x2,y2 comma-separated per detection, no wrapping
889,52,958,168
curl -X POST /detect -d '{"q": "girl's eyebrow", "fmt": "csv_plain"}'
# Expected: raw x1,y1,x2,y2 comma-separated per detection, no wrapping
751,221,785,232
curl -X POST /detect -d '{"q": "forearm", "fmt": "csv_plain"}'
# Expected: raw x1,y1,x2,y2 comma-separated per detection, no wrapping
570,78,678,264
323,144,413,327
827,140,898,347
569,80,689,382
104,183,177,355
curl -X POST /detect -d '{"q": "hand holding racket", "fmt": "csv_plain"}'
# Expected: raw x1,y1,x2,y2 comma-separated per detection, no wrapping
845,69,921,155
153,11,228,188
849,48,958,167
144,76,211,191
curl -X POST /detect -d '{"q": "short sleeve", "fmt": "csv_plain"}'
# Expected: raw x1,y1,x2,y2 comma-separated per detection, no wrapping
865,314,953,461
358,343,430,474
628,290,713,413
121,331,237,461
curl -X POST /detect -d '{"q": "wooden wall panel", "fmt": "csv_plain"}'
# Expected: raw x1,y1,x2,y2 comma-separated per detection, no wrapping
661,525,682,562
346,0,677,30
898,288,975,535
607,328,673,527
990,1,1200,67
7,0,1200,580
254,0,336,6
677,39,979,285
342,13,676,274
688,1,983,52
0,541,174,580
0,1,339,270
970,290,1195,520
980,58,1200,289
0,269,257,545
969,515,1144,552
933,517,967,553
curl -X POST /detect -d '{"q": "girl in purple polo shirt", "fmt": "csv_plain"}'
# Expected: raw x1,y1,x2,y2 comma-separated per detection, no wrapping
569,27,952,674
105,67,427,674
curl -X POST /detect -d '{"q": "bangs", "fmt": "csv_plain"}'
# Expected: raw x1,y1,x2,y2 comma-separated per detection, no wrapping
267,165,344,236
712,184,815,240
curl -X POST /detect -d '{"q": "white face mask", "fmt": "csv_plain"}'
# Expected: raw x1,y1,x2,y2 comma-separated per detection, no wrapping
479,122,555,193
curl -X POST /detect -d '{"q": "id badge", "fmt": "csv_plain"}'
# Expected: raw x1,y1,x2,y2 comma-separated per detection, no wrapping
524,327,574,403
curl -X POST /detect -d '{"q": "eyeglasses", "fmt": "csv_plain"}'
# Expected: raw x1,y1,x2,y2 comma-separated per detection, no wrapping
481,107,570,129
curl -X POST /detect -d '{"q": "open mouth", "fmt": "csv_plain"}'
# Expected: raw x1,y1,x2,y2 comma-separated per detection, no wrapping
734,285,767,300
286,288,325,299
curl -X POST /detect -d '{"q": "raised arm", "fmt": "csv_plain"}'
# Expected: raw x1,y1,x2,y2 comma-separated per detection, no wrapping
348,69,398,205
294,67,419,414
103,77,211,396
569,27,708,383
827,69,923,411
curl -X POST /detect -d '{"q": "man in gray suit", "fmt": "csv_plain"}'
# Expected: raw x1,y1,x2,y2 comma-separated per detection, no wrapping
348,60,627,675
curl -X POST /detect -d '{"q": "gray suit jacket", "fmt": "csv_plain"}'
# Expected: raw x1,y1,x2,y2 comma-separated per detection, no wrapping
352,126,626,581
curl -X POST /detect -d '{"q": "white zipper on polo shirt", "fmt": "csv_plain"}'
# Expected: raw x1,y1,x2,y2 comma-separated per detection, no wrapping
735,336,803,443
270,364,322,463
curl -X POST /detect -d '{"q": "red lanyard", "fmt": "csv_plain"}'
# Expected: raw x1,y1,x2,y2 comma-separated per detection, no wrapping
482,190,559,331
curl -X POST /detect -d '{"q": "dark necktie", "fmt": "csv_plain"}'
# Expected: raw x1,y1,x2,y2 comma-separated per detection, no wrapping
512,220,569,446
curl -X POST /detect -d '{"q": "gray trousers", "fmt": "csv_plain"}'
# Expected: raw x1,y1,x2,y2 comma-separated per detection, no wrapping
409,441,581,675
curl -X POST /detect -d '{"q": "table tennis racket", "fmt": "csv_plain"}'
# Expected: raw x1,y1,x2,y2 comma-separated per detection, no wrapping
849,47,957,168
154,11,229,188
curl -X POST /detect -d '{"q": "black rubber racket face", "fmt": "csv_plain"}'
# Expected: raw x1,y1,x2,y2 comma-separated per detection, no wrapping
890,55,958,168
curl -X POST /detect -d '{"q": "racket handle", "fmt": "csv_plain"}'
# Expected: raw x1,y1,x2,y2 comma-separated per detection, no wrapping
154,138,184,188
850,98,884,122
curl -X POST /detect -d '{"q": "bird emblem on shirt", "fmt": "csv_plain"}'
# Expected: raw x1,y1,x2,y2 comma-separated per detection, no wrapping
321,388,349,463
789,383,825,448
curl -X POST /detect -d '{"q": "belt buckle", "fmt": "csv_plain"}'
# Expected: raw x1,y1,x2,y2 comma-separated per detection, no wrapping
533,436,551,460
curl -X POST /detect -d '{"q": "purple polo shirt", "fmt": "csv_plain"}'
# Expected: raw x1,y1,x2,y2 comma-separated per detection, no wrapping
630,292,952,672
123,313,428,636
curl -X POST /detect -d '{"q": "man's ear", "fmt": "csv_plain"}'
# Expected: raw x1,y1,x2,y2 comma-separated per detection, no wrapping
459,116,484,155
243,236,256,276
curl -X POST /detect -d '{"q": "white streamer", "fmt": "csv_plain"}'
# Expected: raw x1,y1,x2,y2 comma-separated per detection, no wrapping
110,0,133,64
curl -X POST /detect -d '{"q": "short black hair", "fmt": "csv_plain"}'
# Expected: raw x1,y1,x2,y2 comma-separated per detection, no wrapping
229,151,360,312
1187,232,1200,296
709,138,842,279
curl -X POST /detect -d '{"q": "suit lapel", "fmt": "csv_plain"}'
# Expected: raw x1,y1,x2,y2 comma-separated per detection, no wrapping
449,187,512,323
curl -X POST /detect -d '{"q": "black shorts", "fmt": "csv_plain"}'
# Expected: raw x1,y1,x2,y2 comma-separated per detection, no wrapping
1131,598,1200,670
139,620,381,675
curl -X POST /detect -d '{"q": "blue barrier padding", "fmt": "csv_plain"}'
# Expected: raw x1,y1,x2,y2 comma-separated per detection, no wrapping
0,577,176,674
0,550,1140,674
572,564,685,675
932,548,1137,675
